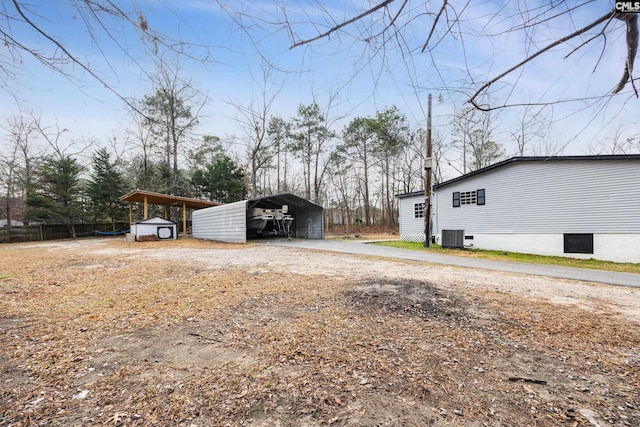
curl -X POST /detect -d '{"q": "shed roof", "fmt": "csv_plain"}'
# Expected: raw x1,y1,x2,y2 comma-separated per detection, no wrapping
119,190,220,210
135,217,176,225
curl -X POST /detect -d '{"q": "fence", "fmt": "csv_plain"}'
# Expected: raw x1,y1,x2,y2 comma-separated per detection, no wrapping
325,224,399,235
0,222,130,243
2,221,396,243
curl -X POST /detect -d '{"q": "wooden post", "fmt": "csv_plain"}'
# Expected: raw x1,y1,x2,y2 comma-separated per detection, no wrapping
182,203,187,236
128,202,133,225
143,196,148,219
424,93,432,248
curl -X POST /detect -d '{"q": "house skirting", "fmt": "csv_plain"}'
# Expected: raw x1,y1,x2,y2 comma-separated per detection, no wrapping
434,232,640,264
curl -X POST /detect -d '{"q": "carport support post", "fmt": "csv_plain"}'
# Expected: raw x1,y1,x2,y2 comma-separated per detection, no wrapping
128,202,133,225
182,203,187,235
424,93,432,248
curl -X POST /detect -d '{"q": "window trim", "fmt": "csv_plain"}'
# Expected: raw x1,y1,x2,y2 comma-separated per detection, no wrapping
413,202,425,219
453,191,460,207
477,188,485,205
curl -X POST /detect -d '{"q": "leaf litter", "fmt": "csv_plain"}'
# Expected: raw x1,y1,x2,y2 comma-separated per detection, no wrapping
0,238,638,426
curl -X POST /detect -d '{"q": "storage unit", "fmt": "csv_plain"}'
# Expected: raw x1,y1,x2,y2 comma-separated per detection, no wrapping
192,193,324,243
130,217,177,241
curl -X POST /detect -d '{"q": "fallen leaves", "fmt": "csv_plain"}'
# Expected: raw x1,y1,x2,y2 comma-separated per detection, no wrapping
0,238,638,426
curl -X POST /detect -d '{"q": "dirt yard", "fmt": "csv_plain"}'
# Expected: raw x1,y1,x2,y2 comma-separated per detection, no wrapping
0,237,638,427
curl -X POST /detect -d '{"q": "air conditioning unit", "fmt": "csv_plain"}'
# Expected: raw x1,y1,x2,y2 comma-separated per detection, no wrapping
442,230,464,248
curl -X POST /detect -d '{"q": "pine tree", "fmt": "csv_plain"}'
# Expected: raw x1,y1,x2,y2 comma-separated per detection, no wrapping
27,156,83,238
191,156,246,204
88,148,128,231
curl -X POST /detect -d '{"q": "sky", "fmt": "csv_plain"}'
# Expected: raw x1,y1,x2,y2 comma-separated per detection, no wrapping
2,0,640,175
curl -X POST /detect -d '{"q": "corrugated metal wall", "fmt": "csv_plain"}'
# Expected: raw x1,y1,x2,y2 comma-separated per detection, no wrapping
192,194,325,242
289,205,324,239
192,201,248,243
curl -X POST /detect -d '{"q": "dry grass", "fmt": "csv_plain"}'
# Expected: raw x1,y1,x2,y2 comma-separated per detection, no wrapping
0,238,638,426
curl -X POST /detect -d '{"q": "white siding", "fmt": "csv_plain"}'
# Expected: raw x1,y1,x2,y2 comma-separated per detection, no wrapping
433,158,640,262
132,217,177,240
459,233,640,263
398,194,427,242
435,160,640,234
192,201,248,243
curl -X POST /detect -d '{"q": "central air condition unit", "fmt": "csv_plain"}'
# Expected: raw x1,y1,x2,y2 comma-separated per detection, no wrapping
442,229,464,248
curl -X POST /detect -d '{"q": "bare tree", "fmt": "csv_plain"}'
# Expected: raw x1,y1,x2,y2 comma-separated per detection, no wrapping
338,116,378,225
0,134,19,226
126,108,156,189
244,1,640,112
1,1,215,110
139,59,205,195
587,127,640,154
326,151,358,232
30,113,75,160
267,116,291,193
2,115,40,199
226,65,282,198
509,106,552,156
288,102,335,202
452,108,505,172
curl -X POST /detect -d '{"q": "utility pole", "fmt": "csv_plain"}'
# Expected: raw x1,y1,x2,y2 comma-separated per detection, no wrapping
424,93,432,248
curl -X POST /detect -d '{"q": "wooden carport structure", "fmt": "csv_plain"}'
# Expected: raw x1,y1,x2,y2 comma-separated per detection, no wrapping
120,190,220,236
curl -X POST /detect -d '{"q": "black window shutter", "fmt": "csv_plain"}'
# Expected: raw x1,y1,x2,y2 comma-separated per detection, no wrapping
453,192,460,207
477,189,485,205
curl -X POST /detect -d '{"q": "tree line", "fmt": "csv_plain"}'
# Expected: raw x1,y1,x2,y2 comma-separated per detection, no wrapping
4,2,640,238
6,60,596,237
1,96,516,238
6,77,638,237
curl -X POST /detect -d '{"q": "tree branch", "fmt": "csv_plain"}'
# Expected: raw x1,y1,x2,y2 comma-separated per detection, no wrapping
421,0,449,53
469,10,613,110
613,13,638,95
10,0,144,114
290,0,396,49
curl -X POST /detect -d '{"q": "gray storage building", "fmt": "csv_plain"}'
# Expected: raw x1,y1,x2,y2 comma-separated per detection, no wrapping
192,193,324,243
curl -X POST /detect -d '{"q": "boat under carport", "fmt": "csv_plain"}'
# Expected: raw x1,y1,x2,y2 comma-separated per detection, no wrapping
191,193,324,243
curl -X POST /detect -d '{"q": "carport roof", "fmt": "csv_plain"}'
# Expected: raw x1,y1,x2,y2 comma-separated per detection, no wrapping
247,192,323,209
120,190,220,210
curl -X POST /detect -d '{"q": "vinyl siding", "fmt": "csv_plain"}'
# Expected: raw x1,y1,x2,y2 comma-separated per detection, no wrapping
435,159,640,234
192,201,248,243
398,194,427,242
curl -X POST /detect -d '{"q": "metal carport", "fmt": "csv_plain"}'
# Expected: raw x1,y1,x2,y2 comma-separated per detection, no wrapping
192,193,324,243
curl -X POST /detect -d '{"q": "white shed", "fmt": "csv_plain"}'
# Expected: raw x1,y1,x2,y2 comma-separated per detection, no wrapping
430,155,640,263
130,217,177,241
192,193,325,243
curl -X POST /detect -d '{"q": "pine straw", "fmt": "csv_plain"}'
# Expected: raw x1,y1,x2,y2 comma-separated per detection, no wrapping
0,239,638,426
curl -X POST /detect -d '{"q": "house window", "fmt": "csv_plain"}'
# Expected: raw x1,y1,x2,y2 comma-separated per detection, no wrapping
564,234,594,254
477,189,485,205
414,202,425,219
460,191,476,205
454,189,486,207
